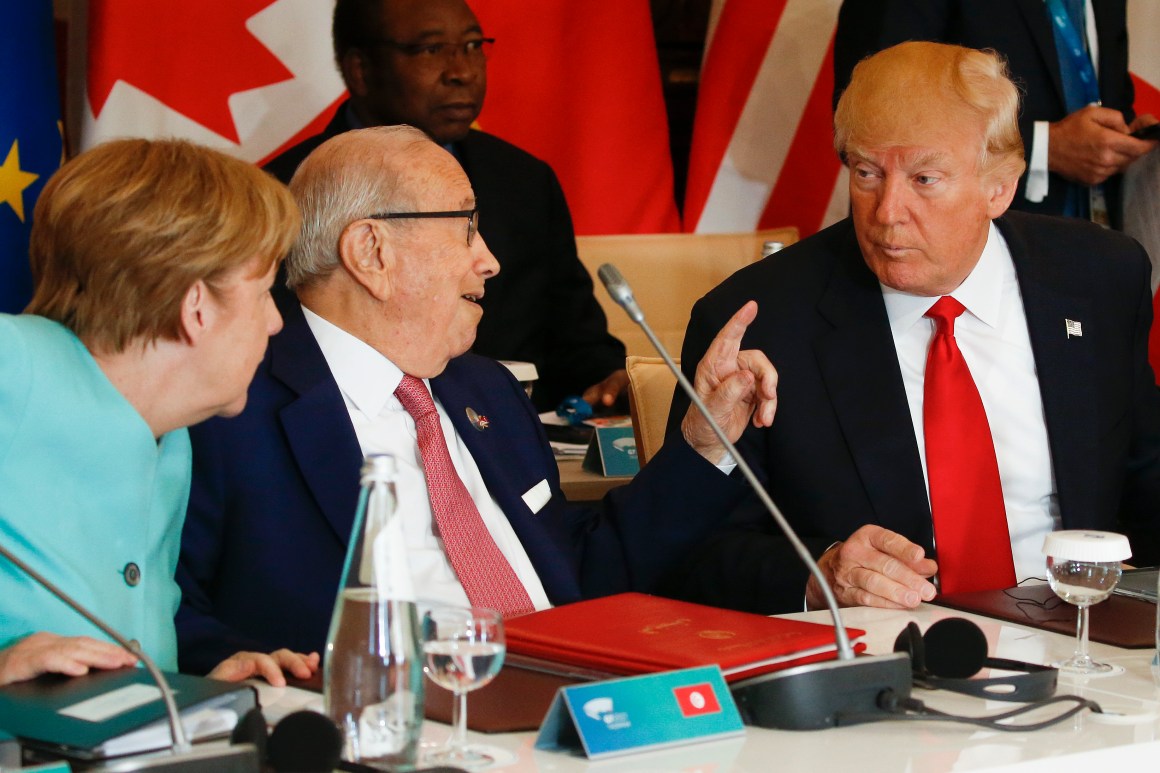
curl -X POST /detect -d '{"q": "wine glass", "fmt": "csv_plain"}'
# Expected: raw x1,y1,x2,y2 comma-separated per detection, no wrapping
421,605,505,768
1043,531,1131,674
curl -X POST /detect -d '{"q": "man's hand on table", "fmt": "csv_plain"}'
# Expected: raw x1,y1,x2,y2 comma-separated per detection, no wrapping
806,525,938,610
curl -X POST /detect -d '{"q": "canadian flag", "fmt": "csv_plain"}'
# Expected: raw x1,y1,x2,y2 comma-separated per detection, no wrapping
79,1,345,162
77,0,678,237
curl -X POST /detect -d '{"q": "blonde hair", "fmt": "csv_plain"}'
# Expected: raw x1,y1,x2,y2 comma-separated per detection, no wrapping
286,125,433,288
834,41,1026,183
27,138,300,353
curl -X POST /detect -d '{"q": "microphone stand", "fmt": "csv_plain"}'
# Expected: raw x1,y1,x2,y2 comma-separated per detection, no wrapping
598,263,912,729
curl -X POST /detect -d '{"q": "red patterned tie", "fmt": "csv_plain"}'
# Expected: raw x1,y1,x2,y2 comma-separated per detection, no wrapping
394,375,535,616
923,297,1015,595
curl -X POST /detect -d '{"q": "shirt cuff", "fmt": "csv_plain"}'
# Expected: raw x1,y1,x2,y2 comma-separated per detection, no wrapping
1025,121,1049,203
715,451,736,475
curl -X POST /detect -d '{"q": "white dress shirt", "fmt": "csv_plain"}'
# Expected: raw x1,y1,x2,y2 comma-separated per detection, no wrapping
881,223,1060,581
303,306,553,611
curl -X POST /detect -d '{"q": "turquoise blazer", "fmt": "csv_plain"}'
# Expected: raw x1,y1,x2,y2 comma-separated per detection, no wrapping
0,315,190,669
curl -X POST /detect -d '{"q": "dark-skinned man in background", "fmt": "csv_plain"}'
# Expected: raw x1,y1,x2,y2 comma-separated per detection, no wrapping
266,0,628,412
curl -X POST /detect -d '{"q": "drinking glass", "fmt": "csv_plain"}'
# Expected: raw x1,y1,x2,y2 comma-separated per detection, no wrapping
421,605,505,768
1043,531,1131,674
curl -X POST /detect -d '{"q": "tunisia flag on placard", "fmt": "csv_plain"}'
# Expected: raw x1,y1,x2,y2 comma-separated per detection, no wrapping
79,0,345,162
469,1,681,235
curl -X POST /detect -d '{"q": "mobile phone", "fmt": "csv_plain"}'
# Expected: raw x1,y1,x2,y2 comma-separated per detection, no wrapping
1130,123,1160,141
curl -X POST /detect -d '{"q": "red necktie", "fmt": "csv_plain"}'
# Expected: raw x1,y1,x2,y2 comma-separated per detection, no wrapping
394,375,535,617
923,297,1015,595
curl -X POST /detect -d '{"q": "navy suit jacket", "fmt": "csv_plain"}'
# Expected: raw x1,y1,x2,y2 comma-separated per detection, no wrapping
176,296,744,674
832,0,1134,226
661,212,1160,614
264,105,626,411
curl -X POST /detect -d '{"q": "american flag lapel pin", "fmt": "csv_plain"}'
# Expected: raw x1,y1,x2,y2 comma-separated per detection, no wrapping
1065,319,1082,339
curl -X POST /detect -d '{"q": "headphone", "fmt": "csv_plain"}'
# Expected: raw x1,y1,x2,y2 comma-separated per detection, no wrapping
893,618,1058,702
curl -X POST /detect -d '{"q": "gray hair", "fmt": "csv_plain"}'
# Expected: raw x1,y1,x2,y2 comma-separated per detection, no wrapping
286,125,431,288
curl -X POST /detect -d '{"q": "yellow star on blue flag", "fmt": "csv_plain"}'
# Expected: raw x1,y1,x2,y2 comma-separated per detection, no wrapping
1,2,63,313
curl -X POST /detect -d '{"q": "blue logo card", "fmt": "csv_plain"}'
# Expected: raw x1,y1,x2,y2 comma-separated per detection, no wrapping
582,425,640,477
535,666,744,759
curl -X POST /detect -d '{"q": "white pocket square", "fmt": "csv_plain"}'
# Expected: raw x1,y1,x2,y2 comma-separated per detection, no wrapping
522,479,551,514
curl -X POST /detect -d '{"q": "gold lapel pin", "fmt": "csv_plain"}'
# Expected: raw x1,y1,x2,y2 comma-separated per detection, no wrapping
466,407,490,431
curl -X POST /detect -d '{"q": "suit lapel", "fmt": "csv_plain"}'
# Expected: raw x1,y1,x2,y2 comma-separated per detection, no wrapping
429,367,531,515
269,295,363,544
1015,0,1068,108
997,217,1097,524
813,232,934,547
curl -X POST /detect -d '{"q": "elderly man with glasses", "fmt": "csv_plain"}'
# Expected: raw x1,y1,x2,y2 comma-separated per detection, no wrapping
174,126,778,677
265,0,629,413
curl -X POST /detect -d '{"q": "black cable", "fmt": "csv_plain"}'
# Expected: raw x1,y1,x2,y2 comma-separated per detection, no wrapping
837,690,1102,731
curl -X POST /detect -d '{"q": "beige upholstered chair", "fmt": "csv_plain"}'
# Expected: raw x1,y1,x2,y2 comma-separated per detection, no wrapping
576,227,799,358
625,355,678,466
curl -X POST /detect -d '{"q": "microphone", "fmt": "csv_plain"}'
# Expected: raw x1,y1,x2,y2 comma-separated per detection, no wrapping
597,264,644,324
598,263,912,730
267,710,343,773
0,541,260,771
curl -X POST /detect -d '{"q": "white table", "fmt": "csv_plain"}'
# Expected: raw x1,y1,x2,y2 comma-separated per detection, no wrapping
256,603,1160,772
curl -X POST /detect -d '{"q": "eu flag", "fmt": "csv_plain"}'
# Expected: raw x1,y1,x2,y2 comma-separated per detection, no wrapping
0,2,62,313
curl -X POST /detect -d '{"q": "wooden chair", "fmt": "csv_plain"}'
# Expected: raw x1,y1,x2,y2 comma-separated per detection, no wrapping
576,227,799,358
625,355,678,466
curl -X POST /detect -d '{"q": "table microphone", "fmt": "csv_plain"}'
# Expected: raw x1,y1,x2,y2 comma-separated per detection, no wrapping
0,541,260,771
597,263,912,730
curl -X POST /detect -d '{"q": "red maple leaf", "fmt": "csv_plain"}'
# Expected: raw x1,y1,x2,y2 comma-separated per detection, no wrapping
87,1,294,143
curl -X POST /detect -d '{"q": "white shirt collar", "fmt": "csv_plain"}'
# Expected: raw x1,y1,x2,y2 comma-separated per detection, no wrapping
302,305,417,418
882,221,1011,335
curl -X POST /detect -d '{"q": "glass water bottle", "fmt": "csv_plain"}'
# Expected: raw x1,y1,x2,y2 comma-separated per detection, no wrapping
324,454,424,769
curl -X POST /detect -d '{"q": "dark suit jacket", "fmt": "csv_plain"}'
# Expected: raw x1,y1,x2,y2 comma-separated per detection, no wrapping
661,212,1160,614
265,105,626,411
832,0,1135,226
175,295,744,674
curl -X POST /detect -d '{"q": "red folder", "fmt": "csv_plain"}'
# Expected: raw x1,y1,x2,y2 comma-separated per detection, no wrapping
505,592,866,683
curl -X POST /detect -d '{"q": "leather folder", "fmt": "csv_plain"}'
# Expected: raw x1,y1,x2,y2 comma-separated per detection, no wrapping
0,668,256,760
504,592,865,681
934,584,1155,648
432,592,865,733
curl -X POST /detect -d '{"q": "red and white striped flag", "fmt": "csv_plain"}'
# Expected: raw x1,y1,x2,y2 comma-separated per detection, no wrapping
683,0,846,237
688,0,1160,378
1124,1,1160,374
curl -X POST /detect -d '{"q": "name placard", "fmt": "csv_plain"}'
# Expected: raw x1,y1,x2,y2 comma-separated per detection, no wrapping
582,422,639,477
535,666,744,759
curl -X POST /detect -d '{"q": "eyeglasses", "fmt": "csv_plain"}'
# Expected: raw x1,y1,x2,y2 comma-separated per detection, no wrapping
368,208,479,247
360,37,495,64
